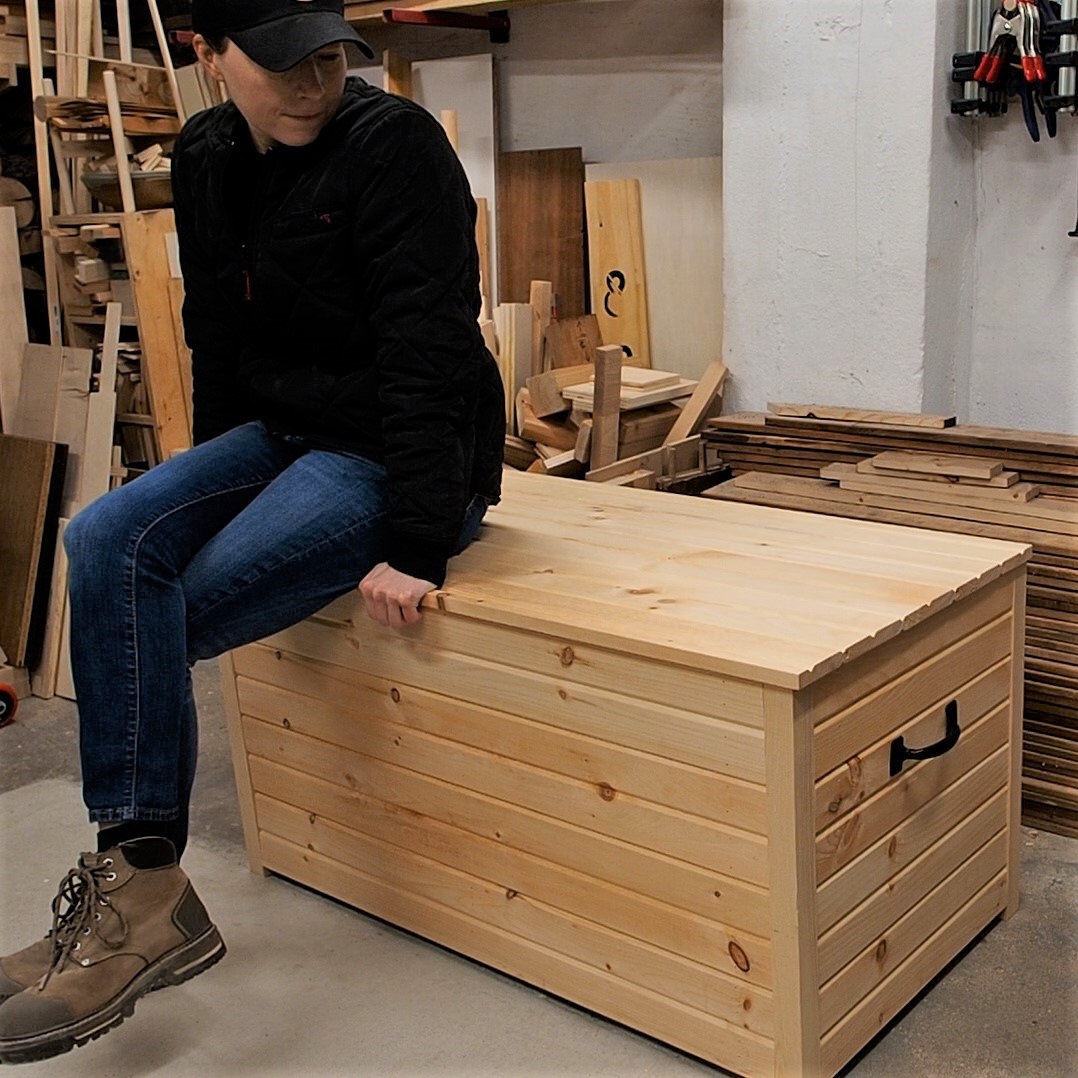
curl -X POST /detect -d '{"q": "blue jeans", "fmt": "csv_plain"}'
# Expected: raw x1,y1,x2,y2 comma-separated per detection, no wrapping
64,421,488,827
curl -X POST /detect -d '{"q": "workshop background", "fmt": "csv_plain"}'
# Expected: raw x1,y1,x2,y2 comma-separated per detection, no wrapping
1,1,1076,1076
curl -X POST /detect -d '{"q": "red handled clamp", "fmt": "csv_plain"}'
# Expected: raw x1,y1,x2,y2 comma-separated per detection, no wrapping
975,1,1050,83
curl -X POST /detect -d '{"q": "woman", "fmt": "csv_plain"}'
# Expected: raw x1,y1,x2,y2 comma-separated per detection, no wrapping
0,0,504,1063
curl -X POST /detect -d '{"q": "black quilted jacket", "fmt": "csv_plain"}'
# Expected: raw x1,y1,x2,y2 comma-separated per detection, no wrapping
171,78,505,586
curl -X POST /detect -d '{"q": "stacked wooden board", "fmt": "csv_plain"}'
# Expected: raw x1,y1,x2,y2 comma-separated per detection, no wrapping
701,408,1078,837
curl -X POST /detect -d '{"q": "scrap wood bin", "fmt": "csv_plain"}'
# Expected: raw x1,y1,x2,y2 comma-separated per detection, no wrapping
219,470,1029,1077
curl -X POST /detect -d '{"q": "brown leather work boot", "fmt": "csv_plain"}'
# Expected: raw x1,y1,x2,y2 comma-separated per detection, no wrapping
0,939,54,1006
0,837,225,1064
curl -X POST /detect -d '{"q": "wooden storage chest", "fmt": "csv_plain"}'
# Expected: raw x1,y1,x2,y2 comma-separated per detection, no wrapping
220,470,1030,1076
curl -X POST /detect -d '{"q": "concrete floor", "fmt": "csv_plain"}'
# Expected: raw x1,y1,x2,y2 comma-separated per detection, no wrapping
1,660,1075,1077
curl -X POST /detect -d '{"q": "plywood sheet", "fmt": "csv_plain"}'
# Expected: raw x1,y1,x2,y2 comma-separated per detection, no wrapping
586,157,721,381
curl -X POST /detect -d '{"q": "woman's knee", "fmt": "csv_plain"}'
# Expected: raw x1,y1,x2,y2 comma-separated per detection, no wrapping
64,492,121,565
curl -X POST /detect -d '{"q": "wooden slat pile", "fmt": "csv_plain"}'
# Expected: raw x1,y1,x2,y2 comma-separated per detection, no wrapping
702,408,1078,498
699,406,1078,837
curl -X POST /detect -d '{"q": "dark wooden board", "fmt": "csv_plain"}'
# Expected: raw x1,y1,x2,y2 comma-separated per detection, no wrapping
0,434,67,666
496,147,587,317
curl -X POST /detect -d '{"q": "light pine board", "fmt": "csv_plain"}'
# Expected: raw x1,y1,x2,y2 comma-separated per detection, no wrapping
420,471,1030,689
586,157,722,382
584,178,650,366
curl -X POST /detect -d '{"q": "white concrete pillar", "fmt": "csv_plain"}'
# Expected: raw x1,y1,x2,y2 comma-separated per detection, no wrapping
722,0,966,416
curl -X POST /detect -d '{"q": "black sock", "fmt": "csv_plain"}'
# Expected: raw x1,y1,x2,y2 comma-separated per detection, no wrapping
97,813,188,861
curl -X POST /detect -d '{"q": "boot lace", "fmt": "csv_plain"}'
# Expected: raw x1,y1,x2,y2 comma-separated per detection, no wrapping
40,857,128,987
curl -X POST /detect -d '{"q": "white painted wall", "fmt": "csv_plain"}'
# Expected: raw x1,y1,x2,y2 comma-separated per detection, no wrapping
967,123,1078,433
722,0,1077,434
357,0,1076,434
356,0,723,163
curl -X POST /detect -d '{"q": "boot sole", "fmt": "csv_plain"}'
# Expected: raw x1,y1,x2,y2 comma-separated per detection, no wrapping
0,926,226,1065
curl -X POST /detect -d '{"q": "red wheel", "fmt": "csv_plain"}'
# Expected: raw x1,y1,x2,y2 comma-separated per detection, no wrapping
0,684,16,728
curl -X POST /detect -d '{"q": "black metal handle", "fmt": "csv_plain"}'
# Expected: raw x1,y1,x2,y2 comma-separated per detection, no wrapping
889,700,960,777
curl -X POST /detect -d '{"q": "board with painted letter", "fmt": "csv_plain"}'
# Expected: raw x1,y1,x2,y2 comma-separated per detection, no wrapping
584,178,650,367
586,157,722,381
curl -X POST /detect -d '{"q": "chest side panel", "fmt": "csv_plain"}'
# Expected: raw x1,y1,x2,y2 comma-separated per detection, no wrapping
233,603,780,1075
811,572,1021,1073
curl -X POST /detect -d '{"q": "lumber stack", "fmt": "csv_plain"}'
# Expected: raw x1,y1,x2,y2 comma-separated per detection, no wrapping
702,408,1078,498
700,422,1078,838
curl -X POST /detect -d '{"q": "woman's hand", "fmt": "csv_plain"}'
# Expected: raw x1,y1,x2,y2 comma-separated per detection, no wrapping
358,562,437,628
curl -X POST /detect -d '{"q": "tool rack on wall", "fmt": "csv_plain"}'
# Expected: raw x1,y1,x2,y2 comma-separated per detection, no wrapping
951,0,1078,128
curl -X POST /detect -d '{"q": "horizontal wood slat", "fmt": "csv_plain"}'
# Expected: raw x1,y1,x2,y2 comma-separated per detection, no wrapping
244,747,773,946
309,594,765,724
249,624,768,781
816,703,1010,881
820,870,1008,1074
257,795,776,1036
816,769,1009,935
813,604,1012,774
235,648,767,834
260,832,777,1078
817,780,1007,983
240,708,768,885
819,829,1008,1033
815,657,1011,829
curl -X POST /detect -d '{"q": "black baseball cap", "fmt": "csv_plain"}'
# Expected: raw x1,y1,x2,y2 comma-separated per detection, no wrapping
191,0,374,72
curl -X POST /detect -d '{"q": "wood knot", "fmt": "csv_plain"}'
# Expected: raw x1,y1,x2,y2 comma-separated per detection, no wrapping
875,939,888,964
281,717,291,730
597,782,617,802
560,646,575,667
558,689,569,701
308,812,317,825
390,687,401,703
742,998,752,1012
887,836,899,859
505,888,518,900
274,650,283,660
728,941,751,973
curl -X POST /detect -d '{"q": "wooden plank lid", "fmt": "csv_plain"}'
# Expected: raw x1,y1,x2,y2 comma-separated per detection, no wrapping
426,471,1030,689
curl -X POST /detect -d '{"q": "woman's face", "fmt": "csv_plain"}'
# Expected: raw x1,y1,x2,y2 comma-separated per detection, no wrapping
193,37,347,152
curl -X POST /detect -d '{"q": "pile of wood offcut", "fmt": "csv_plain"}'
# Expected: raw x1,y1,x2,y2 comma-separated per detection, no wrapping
701,404,1078,838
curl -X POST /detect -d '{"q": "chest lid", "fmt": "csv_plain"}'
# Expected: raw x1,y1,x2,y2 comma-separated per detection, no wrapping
431,471,1030,689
